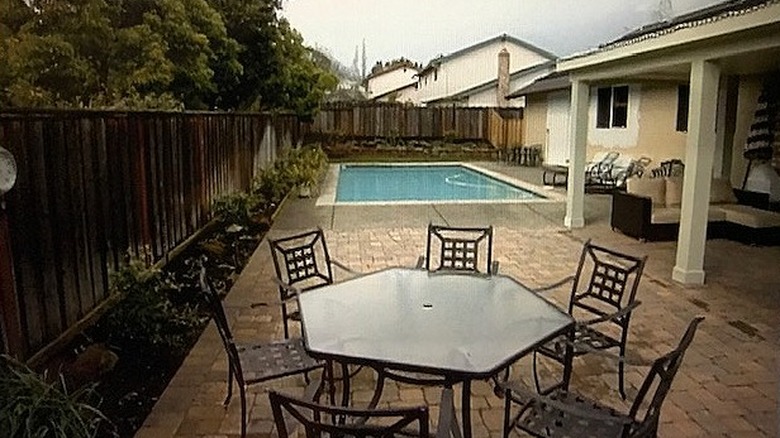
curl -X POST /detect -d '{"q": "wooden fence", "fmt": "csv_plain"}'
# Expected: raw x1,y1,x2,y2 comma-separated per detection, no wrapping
0,110,304,360
310,102,523,147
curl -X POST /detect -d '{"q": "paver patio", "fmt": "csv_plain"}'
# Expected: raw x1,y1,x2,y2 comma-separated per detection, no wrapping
137,164,779,437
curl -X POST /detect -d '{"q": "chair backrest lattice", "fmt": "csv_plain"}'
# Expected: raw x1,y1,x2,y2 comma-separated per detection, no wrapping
650,159,685,178
199,265,246,388
270,228,335,299
570,240,647,326
425,224,495,274
270,391,429,438
627,317,704,437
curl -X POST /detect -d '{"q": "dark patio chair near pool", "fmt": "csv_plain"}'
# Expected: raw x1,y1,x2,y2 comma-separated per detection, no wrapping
417,223,499,274
531,239,647,399
269,228,358,339
199,265,324,438
498,317,704,438
269,390,430,438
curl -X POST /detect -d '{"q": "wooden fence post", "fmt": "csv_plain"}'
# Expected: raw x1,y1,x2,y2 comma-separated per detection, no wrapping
0,205,23,357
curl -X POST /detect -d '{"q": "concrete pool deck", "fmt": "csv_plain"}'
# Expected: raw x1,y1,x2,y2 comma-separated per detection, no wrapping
137,162,780,437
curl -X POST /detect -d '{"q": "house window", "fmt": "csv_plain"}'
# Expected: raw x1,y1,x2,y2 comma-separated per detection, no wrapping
676,84,689,132
596,85,629,129
434,69,438,81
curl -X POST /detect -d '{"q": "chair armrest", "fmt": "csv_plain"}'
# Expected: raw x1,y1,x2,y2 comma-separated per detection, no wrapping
532,275,574,294
249,277,301,308
499,381,635,424
272,276,302,300
578,300,642,326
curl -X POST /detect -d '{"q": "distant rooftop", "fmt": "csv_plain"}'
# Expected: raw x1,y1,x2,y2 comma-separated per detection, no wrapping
419,34,556,77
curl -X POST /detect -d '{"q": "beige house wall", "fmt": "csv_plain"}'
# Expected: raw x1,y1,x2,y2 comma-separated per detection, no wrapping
634,82,688,162
520,80,762,171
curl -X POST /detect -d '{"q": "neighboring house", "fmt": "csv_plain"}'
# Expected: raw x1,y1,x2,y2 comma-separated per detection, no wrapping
414,34,557,107
364,59,420,103
531,0,780,285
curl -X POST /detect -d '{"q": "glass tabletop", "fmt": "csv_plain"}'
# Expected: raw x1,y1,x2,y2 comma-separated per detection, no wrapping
298,268,573,378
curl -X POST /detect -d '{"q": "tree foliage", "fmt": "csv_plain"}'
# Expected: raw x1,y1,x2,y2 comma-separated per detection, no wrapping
0,0,337,115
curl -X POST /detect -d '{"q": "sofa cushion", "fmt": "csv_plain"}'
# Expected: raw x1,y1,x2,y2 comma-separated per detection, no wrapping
665,176,684,207
710,177,738,204
707,206,728,222
627,177,666,206
651,207,681,224
650,207,727,224
718,204,780,228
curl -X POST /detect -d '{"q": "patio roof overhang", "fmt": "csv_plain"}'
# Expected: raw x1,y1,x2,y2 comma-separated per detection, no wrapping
554,1,780,285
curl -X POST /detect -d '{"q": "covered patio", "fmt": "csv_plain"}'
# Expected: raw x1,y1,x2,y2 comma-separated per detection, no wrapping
136,164,779,437
560,0,780,284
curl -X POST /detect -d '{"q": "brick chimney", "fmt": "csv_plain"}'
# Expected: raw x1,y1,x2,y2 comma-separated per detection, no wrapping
497,48,510,107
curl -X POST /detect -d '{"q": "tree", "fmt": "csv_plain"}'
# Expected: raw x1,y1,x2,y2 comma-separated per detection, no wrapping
0,0,334,114
265,19,337,118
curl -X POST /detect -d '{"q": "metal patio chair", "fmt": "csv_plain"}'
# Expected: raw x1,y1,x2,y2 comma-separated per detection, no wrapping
269,228,357,339
270,390,430,438
499,317,704,438
199,265,324,438
417,223,498,274
531,240,647,399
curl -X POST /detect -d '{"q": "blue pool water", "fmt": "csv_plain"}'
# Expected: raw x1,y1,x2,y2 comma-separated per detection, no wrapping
335,165,544,202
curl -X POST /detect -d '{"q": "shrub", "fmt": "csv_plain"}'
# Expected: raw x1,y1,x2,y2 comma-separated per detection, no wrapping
93,258,205,359
0,355,110,438
212,192,263,227
252,144,327,203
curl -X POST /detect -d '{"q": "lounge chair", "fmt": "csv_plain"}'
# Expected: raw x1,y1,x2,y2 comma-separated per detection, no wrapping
585,151,620,186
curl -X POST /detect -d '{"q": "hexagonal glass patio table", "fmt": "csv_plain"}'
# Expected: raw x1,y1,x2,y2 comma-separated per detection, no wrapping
298,267,574,438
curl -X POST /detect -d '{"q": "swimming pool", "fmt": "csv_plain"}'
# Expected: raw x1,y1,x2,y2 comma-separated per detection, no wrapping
333,164,545,203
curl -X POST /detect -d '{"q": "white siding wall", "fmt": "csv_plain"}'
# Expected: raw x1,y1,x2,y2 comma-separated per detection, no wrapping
417,41,550,104
465,65,553,108
367,68,419,99
394,85,419,104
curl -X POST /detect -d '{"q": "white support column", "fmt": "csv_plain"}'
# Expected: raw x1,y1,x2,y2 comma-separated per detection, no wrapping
565,79,589,229
673,60,721,285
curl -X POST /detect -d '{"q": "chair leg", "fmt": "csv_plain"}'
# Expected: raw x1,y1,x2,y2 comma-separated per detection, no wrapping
281,306,290,340
461,380,471,438
224,366,234,406
532,351,542,394
239,385,247,438
502,390,512,438
618,345,627,400
340,362,351,407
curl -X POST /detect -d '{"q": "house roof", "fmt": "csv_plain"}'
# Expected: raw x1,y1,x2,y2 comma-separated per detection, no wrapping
372,82,417,100
563,0,777,63
423,60,555,104
506,71,570,98
365,60,420,82
418,34,556,77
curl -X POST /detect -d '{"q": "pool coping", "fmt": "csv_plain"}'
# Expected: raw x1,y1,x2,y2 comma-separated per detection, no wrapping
315,162,566,206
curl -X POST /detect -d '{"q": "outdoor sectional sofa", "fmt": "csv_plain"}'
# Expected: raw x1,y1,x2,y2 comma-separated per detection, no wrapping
611,176,780,245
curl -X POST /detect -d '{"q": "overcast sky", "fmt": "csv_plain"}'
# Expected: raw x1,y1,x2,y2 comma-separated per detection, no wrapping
281,0,724,68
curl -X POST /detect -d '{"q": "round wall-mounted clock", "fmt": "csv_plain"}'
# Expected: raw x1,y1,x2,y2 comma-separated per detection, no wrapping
0,147,17,196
